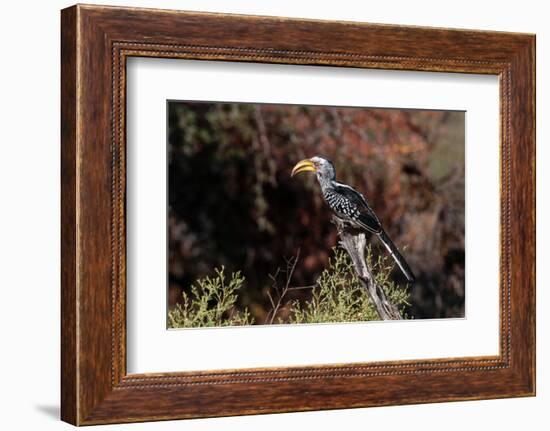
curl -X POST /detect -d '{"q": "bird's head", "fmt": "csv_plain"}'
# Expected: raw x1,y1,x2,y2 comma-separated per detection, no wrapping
291,156,336,182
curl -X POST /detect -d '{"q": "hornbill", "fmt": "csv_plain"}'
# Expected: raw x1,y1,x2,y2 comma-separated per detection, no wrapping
291,156,415,284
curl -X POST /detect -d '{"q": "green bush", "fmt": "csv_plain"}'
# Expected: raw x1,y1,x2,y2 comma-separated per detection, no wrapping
168,267,255,328
168,248,411,328
288,249,410,324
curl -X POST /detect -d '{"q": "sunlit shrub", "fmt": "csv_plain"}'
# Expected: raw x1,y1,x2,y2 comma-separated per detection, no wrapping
168,248,410,328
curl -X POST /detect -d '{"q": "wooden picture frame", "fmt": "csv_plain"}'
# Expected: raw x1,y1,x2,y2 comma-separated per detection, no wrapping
61,4,535,425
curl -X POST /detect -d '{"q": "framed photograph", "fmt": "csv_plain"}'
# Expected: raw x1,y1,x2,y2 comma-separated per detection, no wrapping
61,4,535,425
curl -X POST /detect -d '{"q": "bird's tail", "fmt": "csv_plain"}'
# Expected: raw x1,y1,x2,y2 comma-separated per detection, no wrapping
377,229,415,284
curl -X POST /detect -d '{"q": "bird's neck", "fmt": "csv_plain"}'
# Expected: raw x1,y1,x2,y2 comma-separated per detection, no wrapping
317,174,335,194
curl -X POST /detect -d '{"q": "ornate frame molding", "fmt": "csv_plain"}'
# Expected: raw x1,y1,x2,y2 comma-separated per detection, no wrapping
61,5,534,425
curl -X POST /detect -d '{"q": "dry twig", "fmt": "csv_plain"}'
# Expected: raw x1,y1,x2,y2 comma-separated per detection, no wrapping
265,249,301,324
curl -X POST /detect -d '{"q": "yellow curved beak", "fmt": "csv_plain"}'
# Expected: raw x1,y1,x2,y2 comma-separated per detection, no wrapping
291,159,317,177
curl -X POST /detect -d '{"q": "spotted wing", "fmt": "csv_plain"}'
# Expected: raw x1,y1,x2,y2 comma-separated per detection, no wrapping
333,183,382,233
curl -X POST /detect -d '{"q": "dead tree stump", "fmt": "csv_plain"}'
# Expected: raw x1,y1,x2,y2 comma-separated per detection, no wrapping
332,216,402,320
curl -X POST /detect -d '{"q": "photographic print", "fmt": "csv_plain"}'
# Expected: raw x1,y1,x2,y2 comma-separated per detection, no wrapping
167,101,465,328
60,7,536,423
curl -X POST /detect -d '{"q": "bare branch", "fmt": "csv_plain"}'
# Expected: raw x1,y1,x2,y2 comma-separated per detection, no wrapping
286,285,316,291
253,105,272,158
266,249,301,324
332,217,402,320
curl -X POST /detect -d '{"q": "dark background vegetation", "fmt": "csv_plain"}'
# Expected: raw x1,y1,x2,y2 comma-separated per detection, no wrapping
167,101,465,324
